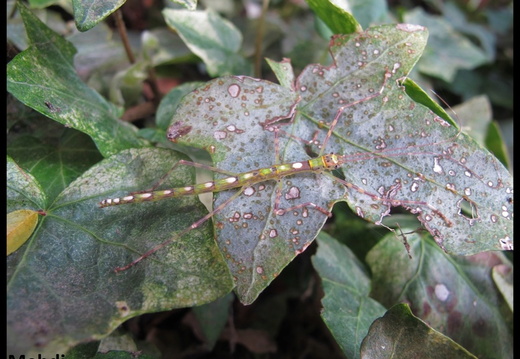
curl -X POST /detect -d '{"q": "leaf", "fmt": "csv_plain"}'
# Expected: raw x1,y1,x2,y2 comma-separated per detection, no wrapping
7,3,147,157
170,0,197,11
306,0,362,34
141,28,194,67
360,303,478,359
8,123,103,202
109,60,149,107
312,232,386,359
265,58,295,90
155,82,205,130
485,121,511,170
7,148,234,356
72,0,125,32
192,293,235,350
7,156,47,211
7,209,40,255
400,77,457,126
162,9,252,77
68,22,128,78
166,75,302,304
366,231,513,359
492,263,513,313
167,24,512,303
347,0,389,29
452,95,492,146
442,2,496,62
404,8,489,82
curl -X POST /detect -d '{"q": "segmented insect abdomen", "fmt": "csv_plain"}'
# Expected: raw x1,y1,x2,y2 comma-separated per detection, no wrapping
99,155,336,208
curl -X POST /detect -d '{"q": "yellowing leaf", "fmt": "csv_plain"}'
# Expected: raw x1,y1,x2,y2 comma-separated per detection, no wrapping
7,209,39,255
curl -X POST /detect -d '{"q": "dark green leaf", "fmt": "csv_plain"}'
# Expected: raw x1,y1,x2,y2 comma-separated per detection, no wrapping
306,0,362,34
360,303,478,359
7,3,147,157
8,124,103,202
192,293,235,350
312,232,386,359
366,231,513,358
7,148,234,356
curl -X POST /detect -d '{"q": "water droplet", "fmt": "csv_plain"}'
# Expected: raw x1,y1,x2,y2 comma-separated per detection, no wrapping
243,187,255,196
214,130,227,140
434,284,450,301
375,137,387,150
490,214,498,223
256,266,264,274
269,229,278,238
285,186,301,200
227,84,241,97
410,182,419,192
464,188,471,196
432,157,443,174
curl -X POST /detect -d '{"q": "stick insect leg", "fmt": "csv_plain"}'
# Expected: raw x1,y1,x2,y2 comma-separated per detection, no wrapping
273,200,333,218
114,186,246,273
328,174,453,228
318,70,391,154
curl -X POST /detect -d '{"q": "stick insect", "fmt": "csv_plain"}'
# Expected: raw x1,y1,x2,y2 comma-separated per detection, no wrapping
100,33,512,290
99,69,463,274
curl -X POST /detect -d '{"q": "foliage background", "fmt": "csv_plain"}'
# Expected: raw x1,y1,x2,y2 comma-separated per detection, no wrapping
7,0,513,358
